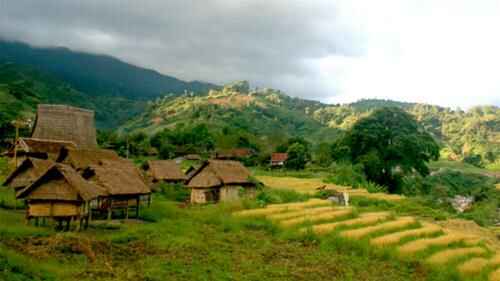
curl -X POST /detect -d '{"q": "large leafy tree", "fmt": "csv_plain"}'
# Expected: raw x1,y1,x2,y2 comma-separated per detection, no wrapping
332,107,439,193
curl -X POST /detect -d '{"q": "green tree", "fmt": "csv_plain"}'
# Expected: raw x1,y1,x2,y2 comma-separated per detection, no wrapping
332,107,439,193
285,143,307,170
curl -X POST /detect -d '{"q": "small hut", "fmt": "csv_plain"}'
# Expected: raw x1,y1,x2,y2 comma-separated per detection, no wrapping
31,104,97,148
144,160,187,184
271,153,288,167
3,158,54,192
5,138,77,165
16,164,105,229
56,147,121,171
82,160,151,219
186,160,255,204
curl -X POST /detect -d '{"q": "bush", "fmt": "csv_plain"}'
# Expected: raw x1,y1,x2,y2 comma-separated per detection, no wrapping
324,162,367,188
157,183,190,202
255,188,309,206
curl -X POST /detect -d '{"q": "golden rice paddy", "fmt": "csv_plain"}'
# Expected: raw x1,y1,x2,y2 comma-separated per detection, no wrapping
458,257,491,275
257,175,404,201
370,223,442,246
266,199,331,209
279,208,353,228
425,247,486,265
302,212,391,235
397,233,475,256
266,206,335,221
340,216,416,239
232,207,287,217
490,267,500,281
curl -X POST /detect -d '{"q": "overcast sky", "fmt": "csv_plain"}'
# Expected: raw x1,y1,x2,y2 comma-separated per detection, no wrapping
1,0,499,108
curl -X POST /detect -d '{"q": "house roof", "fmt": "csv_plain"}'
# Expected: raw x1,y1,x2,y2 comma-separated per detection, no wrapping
216,148,253,159
3,158,55,190
31,104,97,149
17,164,105,201
147,160,187,181
56,147,121,170
83,160,151,196
271,153,288,162
187,160,253,189
6,138,77,159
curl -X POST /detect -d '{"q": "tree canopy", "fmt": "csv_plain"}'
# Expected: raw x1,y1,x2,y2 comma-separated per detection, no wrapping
332,107,440,193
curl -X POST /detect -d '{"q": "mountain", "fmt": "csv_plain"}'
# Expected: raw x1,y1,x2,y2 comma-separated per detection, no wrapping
0,62,148,139
0,40,218,99
122,83,500,166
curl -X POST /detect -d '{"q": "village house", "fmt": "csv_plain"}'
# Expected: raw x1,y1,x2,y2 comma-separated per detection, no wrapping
3,158,54,192
81,160,151,219
186,160,256,204
270,152,288,167
5,138,76,166
16,164,105,230
56,147,121,171
215,148,254,160
144,160,187,184
31,104,98,148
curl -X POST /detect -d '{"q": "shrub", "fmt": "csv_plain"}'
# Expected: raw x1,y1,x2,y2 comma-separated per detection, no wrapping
324,162,367,188
157,183,190,202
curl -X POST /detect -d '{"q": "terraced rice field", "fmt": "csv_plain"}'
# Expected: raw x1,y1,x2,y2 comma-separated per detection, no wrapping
234,199,500,281
256,176,404,201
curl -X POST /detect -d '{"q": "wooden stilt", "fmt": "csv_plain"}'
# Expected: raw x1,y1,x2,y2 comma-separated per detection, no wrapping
35,217,39,227
107,200,112,221
136,197,140,218
125,200,129,220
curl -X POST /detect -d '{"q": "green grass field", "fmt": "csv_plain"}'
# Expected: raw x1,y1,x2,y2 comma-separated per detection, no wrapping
0,190,437,281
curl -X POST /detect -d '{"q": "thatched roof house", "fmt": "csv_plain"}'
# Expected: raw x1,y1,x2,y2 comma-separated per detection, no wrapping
3,158,55,192
56,147,121,171
186,160,255,203
5,138,77,161
17,164,105,219
31,104,97,149
145,160,187,183
82,162,151,197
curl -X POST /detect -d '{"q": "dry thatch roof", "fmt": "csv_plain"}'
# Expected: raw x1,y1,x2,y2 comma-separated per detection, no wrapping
187,160,253,189
3,158,55,190
56,147,121,170
146,160,187,182
31,104,97,149
83,161,150,196
17,164,105,201
6,138,77,160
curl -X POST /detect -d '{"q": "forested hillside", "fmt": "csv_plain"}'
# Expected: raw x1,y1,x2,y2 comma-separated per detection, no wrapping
0,62,146,136
0,40,218,99
123,82,500,168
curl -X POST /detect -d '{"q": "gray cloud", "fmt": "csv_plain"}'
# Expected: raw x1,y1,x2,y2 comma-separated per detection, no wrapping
0,0,360,101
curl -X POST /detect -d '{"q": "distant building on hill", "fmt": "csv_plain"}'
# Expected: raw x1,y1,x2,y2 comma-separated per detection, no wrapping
215,148,254,160
270,152,288,167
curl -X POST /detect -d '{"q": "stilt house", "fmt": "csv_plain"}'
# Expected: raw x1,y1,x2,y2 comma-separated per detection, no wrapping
16,164,105,228
3,158,54,192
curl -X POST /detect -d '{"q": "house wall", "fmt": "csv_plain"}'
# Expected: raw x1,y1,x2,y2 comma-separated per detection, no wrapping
28,202,81,217
191,188,210,204
220,185,240,202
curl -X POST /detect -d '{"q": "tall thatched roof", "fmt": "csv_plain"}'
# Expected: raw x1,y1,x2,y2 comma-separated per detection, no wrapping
6,138,77,160
56,147,121,171
82,161,150,196
146,160,187,182
31,104,97,148
3,158,55,190
17,164,105,201
187,160,253,189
